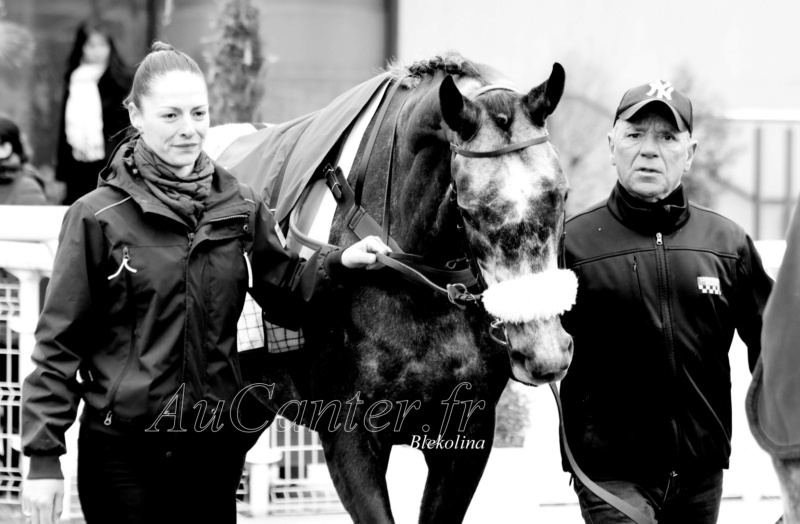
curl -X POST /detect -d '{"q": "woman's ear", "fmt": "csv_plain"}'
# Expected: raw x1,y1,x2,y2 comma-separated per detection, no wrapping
128,103,142,133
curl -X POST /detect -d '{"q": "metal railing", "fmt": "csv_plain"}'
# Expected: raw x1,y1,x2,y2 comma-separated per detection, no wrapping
0,204,788,517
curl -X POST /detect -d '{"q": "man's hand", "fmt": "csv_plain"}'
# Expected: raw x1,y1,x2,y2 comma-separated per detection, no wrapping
341,236,392,270
22,479,64,524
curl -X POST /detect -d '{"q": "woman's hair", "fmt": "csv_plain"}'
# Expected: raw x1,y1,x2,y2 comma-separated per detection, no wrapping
0,117,27,163
65,19,129,87
124,41,205,110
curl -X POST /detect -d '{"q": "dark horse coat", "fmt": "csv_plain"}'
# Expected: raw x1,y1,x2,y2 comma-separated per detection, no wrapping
228,54,572,524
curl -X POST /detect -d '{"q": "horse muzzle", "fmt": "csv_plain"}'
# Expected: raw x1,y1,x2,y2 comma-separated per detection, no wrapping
481,268,577,385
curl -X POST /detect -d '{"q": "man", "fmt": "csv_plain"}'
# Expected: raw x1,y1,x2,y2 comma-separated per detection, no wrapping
559,80,773,523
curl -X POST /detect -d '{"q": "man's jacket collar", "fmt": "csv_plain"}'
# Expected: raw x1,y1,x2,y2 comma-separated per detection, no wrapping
99,140,249,228
607,182,690,235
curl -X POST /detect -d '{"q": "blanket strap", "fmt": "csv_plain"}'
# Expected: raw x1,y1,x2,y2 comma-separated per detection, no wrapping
353,77,407,210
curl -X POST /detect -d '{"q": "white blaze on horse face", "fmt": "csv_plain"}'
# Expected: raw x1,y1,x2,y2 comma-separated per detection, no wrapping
456,137,565,286
452,108,572,383
502,155,541,221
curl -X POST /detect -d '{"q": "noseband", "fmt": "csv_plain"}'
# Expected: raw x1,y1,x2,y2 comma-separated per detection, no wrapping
450,133,549,158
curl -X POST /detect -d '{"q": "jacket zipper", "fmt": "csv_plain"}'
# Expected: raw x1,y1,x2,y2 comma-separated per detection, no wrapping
195,214,249,233
179,214,250,389
105,247,139,426
655,232,680,463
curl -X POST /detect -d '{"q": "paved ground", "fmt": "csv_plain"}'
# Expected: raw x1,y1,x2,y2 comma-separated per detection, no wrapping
237,444,784,524
3,336,785,523
241,498,783,524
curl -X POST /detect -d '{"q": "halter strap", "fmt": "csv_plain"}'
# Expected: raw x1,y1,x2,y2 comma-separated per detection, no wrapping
450,82,549,158
472,83,522,98
450,133,550,158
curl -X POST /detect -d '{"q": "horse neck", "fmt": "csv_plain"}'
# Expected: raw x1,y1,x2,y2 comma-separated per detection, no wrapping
356,76,466,264
392,147,463,263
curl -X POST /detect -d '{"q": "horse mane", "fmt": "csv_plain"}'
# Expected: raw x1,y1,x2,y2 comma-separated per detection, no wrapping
385,52,524,260
384,52,486,86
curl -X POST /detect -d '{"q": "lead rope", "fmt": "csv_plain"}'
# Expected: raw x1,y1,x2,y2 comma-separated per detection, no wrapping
549,382,655,524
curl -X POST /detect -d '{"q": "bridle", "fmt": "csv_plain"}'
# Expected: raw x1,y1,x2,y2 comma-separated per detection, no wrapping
446,83,560,347
313,76,565,342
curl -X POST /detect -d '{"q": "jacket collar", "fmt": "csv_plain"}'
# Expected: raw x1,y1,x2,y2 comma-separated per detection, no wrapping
100,140,249,229
607,182,690,235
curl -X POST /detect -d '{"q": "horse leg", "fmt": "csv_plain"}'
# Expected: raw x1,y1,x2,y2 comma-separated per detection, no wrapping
321,430,395,524
417,432,494,523
773,456,800,523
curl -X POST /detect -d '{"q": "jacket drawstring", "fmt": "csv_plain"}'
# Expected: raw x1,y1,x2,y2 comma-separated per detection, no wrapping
243,248,253,288
108,246,138,280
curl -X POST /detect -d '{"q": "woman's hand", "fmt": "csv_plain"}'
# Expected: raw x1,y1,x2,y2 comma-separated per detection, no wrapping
341,236,392,270
22,479,64,524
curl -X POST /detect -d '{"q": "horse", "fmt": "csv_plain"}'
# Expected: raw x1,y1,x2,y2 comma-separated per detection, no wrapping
747,187,800,524
208,53,574,523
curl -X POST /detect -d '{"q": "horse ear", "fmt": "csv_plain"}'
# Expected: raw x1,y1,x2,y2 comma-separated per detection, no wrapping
439,75,480,140
524,63,566,127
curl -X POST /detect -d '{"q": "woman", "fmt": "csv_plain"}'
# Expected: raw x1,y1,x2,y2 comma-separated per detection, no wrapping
0,116,46,205
56,19,132,205
21,42,389,524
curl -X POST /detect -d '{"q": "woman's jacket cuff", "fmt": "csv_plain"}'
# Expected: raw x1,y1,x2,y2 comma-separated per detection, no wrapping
27,454,64,480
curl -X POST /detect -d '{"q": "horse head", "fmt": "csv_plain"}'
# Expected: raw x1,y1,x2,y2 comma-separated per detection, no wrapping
435,63,574,386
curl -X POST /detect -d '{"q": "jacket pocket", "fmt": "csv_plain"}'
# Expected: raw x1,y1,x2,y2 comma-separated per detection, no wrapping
107,246,138,281
103,251,138,427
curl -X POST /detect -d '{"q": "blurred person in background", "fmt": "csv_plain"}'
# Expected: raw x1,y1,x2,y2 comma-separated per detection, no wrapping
0,116,46,205
559,80,773,523
56,19,132,205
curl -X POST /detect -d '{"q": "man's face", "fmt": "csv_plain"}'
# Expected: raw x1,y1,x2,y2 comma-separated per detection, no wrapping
608,107,698,202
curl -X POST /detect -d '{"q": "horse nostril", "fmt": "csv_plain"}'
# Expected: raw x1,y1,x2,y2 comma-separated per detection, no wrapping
509,350,527,369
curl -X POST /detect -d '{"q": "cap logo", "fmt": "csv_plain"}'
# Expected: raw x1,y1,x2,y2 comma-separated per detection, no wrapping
647,80,674,100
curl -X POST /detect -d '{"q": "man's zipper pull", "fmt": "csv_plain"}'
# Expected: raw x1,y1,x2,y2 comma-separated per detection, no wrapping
104,411,113,426
656,232,663,246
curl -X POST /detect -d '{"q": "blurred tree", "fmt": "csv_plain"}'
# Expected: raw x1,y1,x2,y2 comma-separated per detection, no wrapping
494,381,531,448
670,65,737,208
548,59,618,216
204,0,263,125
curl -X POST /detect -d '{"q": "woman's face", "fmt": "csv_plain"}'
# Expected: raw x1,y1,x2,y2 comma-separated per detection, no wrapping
128,70,210,178
82,32,111,65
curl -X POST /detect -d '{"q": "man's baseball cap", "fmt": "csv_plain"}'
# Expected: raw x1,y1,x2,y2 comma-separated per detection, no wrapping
613,80,693,134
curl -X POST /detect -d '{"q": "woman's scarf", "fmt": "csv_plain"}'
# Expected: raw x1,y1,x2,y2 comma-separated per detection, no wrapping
131,139,214,228
65,63,107,162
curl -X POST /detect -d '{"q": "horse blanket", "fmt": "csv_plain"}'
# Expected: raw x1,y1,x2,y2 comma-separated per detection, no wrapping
216,72,391,224
748,191,800,458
